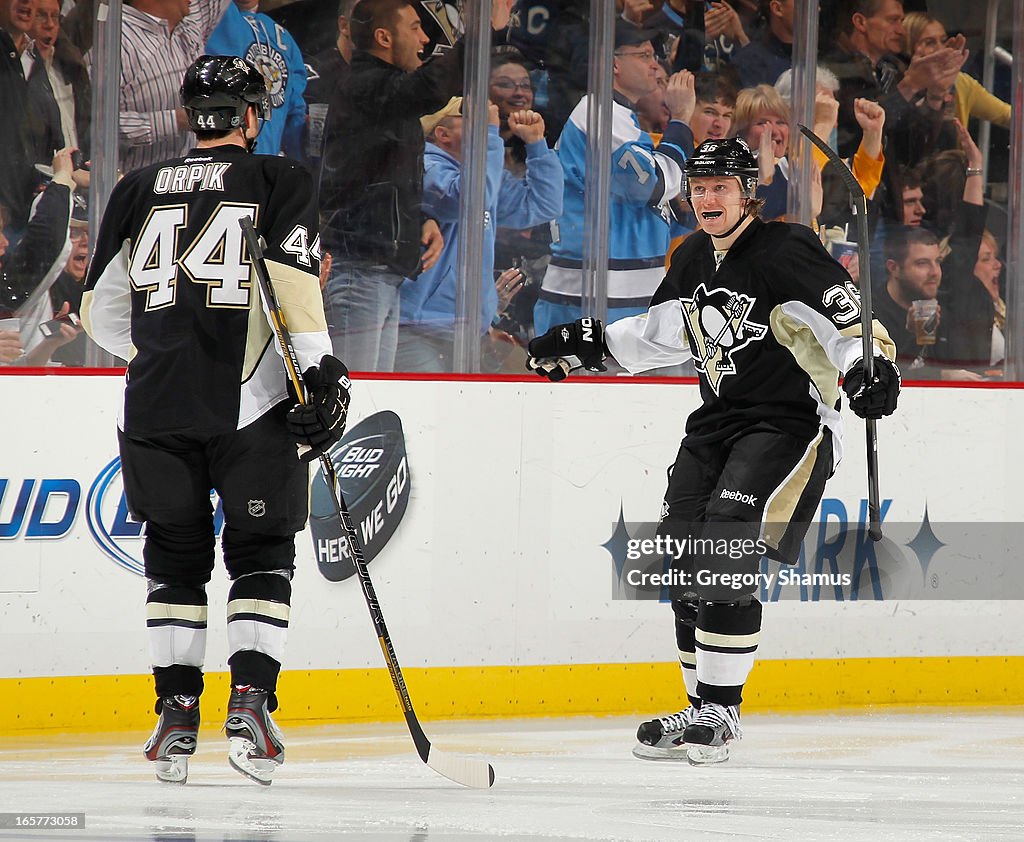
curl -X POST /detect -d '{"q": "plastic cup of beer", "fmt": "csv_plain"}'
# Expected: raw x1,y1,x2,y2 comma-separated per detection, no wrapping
910,299,938,345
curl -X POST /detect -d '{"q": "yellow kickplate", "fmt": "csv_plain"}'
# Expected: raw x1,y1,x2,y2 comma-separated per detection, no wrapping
4,656,1022,735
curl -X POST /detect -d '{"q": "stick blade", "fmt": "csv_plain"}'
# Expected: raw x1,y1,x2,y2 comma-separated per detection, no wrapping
425,746,496,789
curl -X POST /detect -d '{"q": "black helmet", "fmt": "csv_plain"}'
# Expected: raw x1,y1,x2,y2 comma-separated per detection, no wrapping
180,55,270,132
417,0,461,58
684,137,759,199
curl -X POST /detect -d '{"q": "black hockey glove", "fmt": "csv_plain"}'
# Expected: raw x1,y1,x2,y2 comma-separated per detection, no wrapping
526,318,607,382
286,354,351,461
842,356,900,419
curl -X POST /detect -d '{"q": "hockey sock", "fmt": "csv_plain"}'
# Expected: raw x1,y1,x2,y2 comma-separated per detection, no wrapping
672,599,701,707
147,582,208,693
694,597,762,706
226,571,291,711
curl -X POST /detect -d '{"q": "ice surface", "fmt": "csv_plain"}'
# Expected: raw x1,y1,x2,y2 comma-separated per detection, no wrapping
1,710,1022,842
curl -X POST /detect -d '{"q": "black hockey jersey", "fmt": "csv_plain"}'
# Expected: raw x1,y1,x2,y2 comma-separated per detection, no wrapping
605,217,895,465
82,145,331,437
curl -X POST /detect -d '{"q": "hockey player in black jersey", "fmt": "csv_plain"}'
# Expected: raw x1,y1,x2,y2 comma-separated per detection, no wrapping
527,137,900,764
82,56,350,785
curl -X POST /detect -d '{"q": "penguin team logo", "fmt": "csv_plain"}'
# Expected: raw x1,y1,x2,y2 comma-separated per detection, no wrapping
682,283,767,394
245,29,289,109
418,0,463,57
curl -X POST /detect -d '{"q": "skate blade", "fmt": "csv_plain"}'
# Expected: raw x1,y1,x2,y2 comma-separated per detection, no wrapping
631,742,691,761
153,755,189,784
686,744,731,766
228,737,283,786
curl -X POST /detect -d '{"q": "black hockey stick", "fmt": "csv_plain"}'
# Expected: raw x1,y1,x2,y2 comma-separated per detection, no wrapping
239,216,496,789
797,125,883,542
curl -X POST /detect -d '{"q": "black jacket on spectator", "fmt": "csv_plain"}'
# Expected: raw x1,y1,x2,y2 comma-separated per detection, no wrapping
939,277,999,371
306,46,349,109
267,0,337,57
24,53,65,167
822,46,953,169
730,27,791,88
54,35,92,160
933,202,994,370
319,42,465,278
303,46,349,180
47,266,86,365
0,28,33,227
871,282,950,378
1,179,72,307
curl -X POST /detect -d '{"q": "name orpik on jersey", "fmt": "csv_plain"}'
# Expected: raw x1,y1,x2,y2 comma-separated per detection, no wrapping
681,283,767,395
154,162,232,194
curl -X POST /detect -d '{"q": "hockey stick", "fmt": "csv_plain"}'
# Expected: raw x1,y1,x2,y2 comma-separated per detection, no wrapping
239,216,496,789
797,125,883,542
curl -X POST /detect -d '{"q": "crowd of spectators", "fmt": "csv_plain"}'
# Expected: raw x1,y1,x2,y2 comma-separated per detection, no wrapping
0,0,1015,378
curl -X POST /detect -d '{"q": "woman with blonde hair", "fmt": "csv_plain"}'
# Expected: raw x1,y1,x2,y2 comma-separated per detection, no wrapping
733,84,791,220
733,84,822,222
903,12,1010,130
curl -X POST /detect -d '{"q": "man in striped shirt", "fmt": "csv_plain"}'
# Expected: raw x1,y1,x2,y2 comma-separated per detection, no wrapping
120,0,232,173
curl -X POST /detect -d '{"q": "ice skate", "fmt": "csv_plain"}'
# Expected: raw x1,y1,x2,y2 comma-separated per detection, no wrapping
224,685,284,785
143,695,200,784
632,706,700,760
683,702,741,765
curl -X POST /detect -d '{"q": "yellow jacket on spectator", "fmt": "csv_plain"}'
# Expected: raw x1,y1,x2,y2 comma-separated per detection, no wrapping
810,144,885,201
954,72,1011,130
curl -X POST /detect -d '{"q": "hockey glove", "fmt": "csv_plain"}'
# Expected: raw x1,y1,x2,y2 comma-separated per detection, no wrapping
842,356,900,419
526,318,607,382
286,354,351,461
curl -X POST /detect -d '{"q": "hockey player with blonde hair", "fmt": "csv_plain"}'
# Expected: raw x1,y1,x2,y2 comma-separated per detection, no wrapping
527,136,899,764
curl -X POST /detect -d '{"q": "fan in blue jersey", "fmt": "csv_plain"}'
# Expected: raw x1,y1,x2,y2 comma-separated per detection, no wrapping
534,19,695,338
206,0,308,157
397,97,563,371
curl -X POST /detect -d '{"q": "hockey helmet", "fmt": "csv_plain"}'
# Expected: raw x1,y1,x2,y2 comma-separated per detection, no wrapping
417,0,462,58
684,137,759,200
180,55,270,132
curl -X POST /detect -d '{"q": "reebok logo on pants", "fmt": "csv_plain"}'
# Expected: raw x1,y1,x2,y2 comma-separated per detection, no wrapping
720,488,758,507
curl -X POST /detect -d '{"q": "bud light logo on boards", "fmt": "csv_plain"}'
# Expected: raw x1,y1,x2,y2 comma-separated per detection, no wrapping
86,457,145,574
0,478,80,540
84,457,223,576
309,411,411,582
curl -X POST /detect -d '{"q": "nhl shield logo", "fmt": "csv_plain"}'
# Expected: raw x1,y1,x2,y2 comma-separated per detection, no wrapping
248,499,266,517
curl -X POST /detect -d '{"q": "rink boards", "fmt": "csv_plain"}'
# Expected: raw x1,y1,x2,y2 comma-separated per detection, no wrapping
1,373,1022,733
